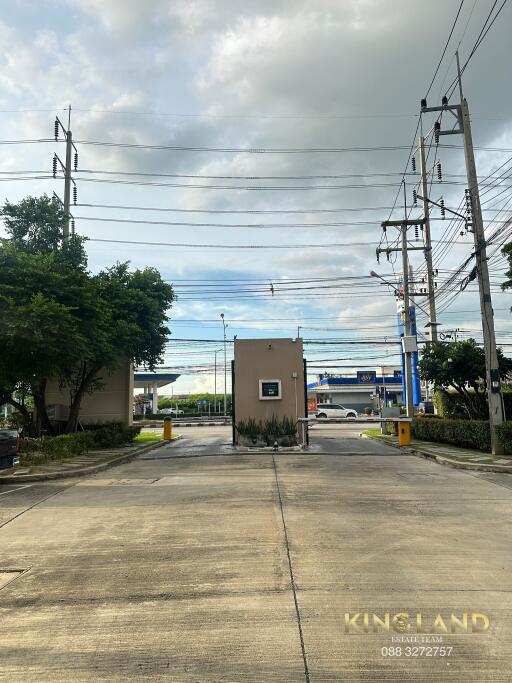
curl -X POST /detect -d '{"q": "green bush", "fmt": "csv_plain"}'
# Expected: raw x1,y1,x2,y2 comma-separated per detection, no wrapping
19,423,141,464
236,414,298,445
19,432,96,464
236,418,263,437
84,422,141,448
412,418,493,452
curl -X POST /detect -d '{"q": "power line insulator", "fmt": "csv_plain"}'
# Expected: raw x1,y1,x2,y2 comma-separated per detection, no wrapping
434,121,441,144
54,119,59,141
435,269,438,276
442,95,448,106
411,156,417,173
74,152,78,171
437,162,442,181
71,219,75,233
414,224,419,239
73,186,77,205
439,198,445,218
420,98,427,110
412,189,417,206
52,156,57,178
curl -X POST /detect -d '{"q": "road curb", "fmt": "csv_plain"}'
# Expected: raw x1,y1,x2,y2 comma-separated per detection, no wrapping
0,440,169,483
363,434,512,473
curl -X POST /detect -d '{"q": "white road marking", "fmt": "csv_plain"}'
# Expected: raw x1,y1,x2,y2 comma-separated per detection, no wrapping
0,484,34,497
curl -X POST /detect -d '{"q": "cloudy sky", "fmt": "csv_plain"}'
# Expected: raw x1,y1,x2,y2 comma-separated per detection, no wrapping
1,0,512,395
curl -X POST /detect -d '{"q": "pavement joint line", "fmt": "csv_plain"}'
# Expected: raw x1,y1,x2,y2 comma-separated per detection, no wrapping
0,483,76,530
271,453,310,683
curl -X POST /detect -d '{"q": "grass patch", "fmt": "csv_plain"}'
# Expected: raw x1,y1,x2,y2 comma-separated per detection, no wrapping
362,428,386,437
134,431,164,443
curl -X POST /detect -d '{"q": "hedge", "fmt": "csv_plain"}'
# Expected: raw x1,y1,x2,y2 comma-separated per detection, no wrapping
19,422,142,464
83,422,141,448
412,417,512,453
433,390,512,420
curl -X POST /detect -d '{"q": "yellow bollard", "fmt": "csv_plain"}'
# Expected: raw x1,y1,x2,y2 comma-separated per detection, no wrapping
163,416,173,440
398,420,411,446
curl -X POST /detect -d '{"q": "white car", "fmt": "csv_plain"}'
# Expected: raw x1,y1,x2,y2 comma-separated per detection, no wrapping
315,403,357,419
159,408,184,416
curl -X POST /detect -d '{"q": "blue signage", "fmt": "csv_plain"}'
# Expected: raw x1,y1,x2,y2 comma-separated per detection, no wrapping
357,371,376,384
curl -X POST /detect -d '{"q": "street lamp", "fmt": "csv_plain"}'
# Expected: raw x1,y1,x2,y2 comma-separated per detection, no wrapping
213,348,222,413
220,313,227,416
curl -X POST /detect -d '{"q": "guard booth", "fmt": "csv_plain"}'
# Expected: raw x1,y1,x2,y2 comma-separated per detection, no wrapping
232,338,307,446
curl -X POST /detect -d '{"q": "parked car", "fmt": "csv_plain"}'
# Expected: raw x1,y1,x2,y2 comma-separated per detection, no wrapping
159,408,184,416
0,429,19,470
417,401,435,415
315,404,357,419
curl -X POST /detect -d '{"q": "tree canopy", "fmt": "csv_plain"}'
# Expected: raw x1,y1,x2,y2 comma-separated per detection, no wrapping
418,339,512,419
0,194,174,433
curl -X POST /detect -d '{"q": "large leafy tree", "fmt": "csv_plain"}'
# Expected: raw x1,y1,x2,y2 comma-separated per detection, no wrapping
62,262,174,432
419,339,512,419
0,195,174,434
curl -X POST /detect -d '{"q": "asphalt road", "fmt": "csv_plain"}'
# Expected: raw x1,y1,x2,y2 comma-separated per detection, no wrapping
1,425,511,682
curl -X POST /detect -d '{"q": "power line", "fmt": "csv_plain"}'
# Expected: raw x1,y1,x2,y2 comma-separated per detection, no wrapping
425,0,465,98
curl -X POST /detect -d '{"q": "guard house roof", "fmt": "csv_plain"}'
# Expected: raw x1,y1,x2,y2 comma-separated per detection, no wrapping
133,371,180,389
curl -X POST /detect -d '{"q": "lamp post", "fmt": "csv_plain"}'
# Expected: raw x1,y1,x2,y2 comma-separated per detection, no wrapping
220,314,227,416
214,348,222,413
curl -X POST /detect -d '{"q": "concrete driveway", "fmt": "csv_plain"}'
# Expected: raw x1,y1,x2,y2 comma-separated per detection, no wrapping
0,425,511,681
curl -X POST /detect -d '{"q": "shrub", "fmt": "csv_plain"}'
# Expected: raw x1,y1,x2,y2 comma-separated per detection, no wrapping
18,422,141,465
236,414,298,444
363,406,373,416
236,417,263,437
412,418,492,452
19,432,96,464
84,422,141,448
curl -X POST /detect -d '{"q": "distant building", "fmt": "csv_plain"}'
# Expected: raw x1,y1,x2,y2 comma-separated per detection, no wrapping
133,370,180,414
307,366,403,413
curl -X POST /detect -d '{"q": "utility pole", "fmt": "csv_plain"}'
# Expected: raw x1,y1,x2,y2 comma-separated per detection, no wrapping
220,314,227,416
401,224,415,419
376,218,425,418
421,53,504,454
418,136,438,342
53,106,78,241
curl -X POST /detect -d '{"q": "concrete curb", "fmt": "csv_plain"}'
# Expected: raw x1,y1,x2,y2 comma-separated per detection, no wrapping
362,433,512,473
0,440,169,483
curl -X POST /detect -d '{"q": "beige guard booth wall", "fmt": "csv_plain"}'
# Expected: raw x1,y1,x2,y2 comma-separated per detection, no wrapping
44,363,134,426
233,338,305,441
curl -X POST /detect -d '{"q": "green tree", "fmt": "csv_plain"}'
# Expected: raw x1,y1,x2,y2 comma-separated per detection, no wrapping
62,262,174,432
419,339,512,419
0,197,93,433
0,195,174,434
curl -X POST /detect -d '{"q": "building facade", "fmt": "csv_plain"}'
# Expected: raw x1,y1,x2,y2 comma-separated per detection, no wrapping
307,366,403,413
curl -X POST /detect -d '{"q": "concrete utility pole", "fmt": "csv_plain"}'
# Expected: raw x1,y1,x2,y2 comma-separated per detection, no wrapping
220,314,227,416
421,53,504,454
53,106,78,241
418,136,438,342
63,128,73,240
401,224,415,419
376,219,425,418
